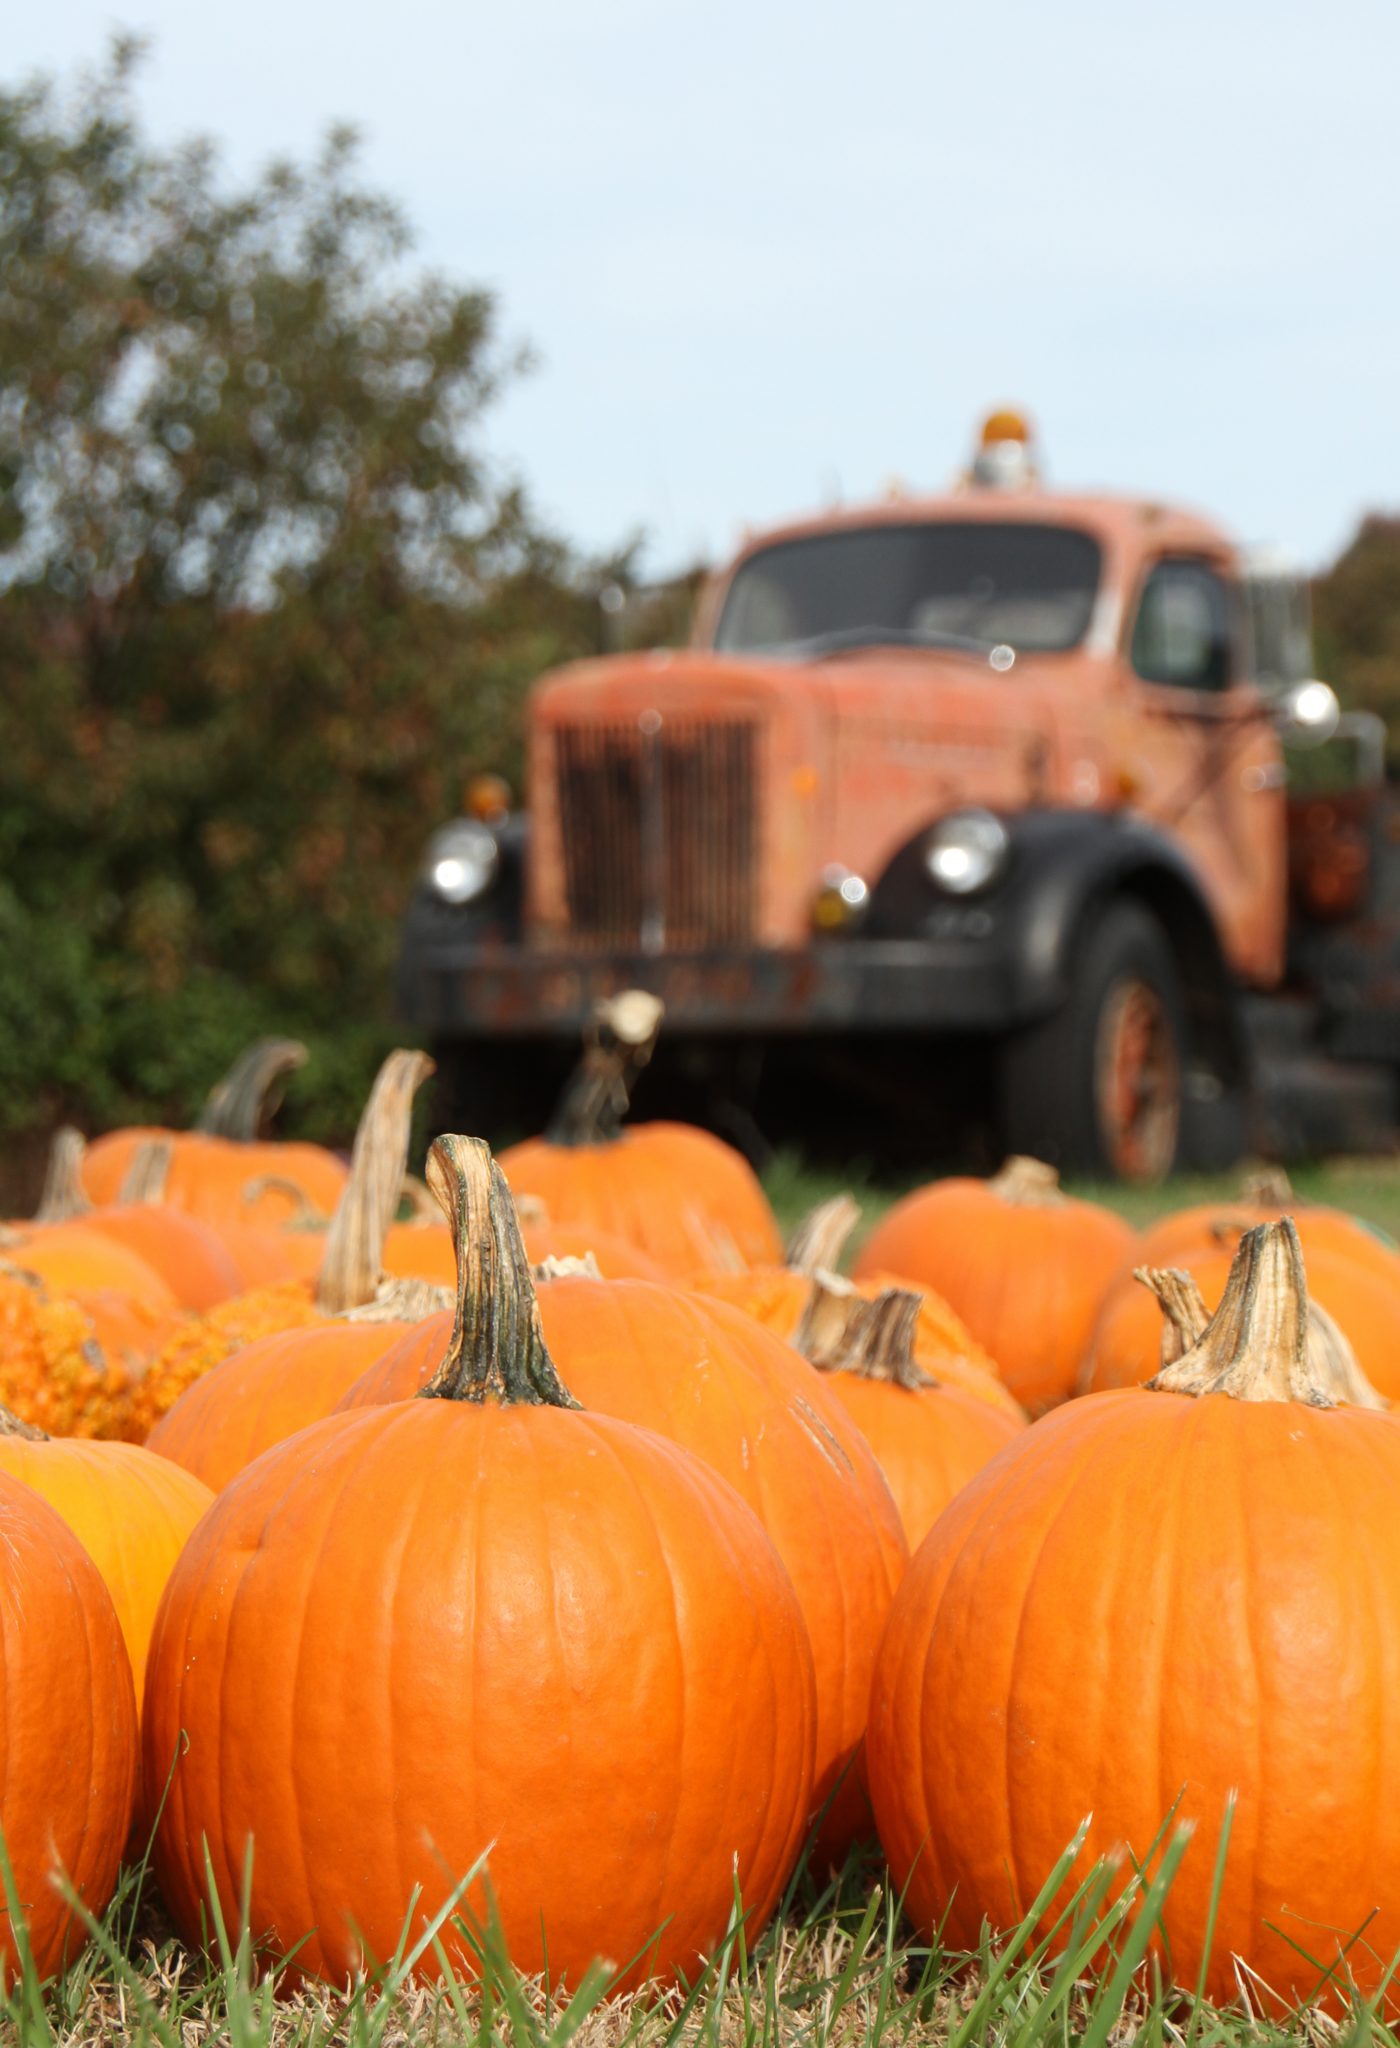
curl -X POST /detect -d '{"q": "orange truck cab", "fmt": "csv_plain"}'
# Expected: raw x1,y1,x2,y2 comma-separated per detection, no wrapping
398,413,1400,1179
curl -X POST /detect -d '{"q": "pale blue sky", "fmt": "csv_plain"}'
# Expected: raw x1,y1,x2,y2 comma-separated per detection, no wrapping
10,1,1399,576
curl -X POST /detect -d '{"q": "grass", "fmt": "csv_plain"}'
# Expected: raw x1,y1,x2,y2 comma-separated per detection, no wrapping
760,1150,1400,1251
7,1827,1392,2048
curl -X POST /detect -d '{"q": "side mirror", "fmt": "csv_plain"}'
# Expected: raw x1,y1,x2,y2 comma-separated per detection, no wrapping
1275,678,1340,747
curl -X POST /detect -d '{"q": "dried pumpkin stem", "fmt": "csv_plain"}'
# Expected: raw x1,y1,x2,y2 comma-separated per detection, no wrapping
1147,1218,1319,1405
196,1037,308,1140
418,1135,579,1408
1135,1266,1212,1368
119,1138,173,1206
785,1194,861,1277
987,1156,1066,1207
316,1049,436,1314
398,1173,439,1225
544,991,664,1147
795,1275,936,1390
34,1128,92,1223
0,1404,47,1442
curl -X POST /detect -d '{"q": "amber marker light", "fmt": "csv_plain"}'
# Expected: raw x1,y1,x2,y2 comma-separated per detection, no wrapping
464,773,511,823
813,865,870,931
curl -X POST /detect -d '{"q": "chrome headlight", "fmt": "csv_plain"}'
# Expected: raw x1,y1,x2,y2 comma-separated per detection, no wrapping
423,820,500,905
924,810,1009,896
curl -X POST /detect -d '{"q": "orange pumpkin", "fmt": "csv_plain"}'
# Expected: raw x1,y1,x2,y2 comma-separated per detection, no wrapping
145,1136,815,1989
692,1196,1024,1422
498,993,780,1277
0,1473,136,1982
1085,1234,1400,1399
868,1221,1400,2010
794,1280,1026,1550
851,1156,1135,1411
0,1410,212,1708
342,1270,907,1861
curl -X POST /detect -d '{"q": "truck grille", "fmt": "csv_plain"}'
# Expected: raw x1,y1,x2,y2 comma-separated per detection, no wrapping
552,718,759,948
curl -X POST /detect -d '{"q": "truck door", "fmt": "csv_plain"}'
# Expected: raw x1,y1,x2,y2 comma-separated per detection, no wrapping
1127,556,1286,985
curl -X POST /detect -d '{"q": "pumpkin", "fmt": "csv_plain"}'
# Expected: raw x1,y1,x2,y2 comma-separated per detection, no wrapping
851,1156,1135,1411
498,992,781,1277
1129,1168,1400,1285
340,1253,908,1861
129,1282,324,1441
1084,1233,1400,1400
793,1279,1026,1550
867,1220,1400,2009
0,1408,212,1707
0,1472,136,1983
0,1272,144,1441
83,1038,347,1230
144,1136,815,1989
24,1127,244,1311
692,1195,1024,1421
145,1051,449,1478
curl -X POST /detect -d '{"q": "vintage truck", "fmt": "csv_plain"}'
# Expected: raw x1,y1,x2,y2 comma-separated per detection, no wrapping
396,413,1399,1180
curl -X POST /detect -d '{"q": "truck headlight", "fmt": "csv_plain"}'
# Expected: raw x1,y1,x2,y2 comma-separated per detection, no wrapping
423,821,500,904
924,810,1009,896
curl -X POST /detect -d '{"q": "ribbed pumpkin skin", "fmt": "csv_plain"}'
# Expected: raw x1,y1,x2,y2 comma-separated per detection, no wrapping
381,1220,670,1286
83,1132,347,1229
691,1269,1025,1420
852,1181,1134,1410
147,1322,412,1491
823,1375,1025,1551
500,1123,782,1277
1132,1200,1400,1286
341,1283,908,1856
0,1437,211,1706
7,1225,176,1313
1086,1242,1400,1399
58,1208,243,1311
868,1391,1400,2008
145,1402,815,1988
0,1474,136,1982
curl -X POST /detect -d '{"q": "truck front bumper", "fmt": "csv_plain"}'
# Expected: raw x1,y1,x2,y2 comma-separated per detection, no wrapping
398,927,1041,1040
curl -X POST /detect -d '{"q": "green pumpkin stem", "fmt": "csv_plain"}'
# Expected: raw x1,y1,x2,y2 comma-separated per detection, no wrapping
544,991,664,1147
196,1037,308,1139
417,1135,580,1408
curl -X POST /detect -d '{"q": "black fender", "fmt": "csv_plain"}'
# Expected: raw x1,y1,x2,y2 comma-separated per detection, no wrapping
395,812,528,1023
866,808,1248,1087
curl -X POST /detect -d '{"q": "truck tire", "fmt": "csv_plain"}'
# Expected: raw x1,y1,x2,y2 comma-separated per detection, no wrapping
997,900,1186,1182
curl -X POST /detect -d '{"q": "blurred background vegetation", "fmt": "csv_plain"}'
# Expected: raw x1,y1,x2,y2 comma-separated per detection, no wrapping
1,41,1397,1164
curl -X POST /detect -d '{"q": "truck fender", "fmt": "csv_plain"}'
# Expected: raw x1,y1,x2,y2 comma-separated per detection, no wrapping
867,807,1248,1086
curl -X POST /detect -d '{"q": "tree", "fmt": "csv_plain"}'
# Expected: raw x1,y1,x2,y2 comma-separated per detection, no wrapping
1313,517,1400,768
0,41,624,1153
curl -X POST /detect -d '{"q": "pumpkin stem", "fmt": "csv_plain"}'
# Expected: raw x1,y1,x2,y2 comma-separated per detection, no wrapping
244,1174,328,1227
987,1155,1066,1207
338,1277,454,1324
534,1252,603,1281
795,1274,936,1390
1239,1166,1296,1209
0,1404,47,1442
785,1194,861,1276
417,1135,580,1408
196,1037,308,1139
544,991,664,1146
1140,1231,1388,1409
1135,1266,1212,1367
316,1050,436,1314
398,1172,439,1225
119,1138,173,1206
34,1128,92,1222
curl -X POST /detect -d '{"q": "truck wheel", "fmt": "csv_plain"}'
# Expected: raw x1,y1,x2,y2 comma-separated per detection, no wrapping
997,901,1185,1182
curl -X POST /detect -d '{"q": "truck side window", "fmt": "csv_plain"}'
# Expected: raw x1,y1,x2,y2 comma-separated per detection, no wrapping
1131,560,1234,693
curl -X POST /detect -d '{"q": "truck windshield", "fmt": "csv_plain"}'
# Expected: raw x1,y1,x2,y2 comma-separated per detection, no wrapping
714,521,1102,656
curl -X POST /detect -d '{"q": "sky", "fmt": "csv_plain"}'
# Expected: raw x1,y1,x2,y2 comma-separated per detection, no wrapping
9,0,1400,579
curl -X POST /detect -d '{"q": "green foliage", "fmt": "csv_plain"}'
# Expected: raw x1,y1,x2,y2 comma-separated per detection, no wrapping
0,41,626,1148
1312,516,1400,766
